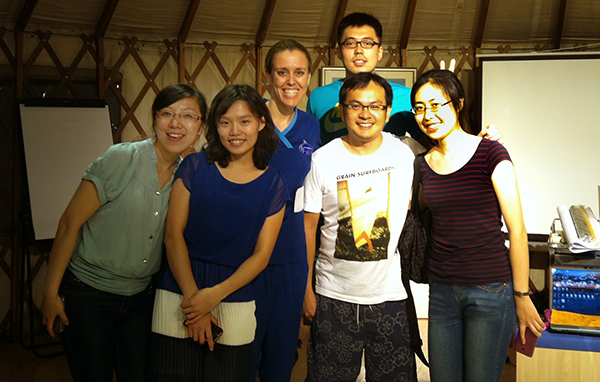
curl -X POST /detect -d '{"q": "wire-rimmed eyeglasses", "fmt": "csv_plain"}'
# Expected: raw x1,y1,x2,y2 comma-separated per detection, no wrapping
156,110,201,123
410,100,452,115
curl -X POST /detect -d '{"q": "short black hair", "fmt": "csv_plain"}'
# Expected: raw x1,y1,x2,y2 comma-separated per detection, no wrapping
411,69,470,133
152,83,207,133
339,72,393,108
204,85,278,169
337,12,383,46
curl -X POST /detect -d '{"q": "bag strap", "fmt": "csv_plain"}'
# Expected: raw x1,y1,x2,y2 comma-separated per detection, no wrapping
410,154,426,218
401,272,429,367
403,153,430,370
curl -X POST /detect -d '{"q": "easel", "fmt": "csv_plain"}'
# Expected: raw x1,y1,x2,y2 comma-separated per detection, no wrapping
17,199,64,358
15,99,113,358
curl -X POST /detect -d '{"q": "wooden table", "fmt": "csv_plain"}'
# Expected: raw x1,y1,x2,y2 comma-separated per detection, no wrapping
516,331,600,381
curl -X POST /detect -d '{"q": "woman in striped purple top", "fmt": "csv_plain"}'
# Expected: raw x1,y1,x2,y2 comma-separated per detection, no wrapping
410,69,545,382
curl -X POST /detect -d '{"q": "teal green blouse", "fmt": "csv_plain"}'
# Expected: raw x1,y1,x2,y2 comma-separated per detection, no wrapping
68,139,176,295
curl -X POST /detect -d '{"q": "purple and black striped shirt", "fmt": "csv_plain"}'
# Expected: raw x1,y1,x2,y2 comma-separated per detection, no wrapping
422,139,512,286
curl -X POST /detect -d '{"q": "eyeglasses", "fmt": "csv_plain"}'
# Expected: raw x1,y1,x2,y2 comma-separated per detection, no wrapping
410,100,452,115
156,110,201,123
340,39,381,50
342,102,388,114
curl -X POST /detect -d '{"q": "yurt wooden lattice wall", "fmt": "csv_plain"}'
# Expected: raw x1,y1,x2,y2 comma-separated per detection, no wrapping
1,0,599,341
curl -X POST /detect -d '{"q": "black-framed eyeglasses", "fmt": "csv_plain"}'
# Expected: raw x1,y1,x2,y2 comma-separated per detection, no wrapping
340,39,381,50
410,100,452,115
341,102,388,114
156,110,201,123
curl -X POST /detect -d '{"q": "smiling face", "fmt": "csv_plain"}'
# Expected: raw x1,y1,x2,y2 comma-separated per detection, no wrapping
340,81,390,147
267,49,311,110
217,100,265,162
154,97,203,160
338,25,384,76
413,83,462,141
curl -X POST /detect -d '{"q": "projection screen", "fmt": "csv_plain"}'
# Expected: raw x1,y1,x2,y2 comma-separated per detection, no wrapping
480,52,600,237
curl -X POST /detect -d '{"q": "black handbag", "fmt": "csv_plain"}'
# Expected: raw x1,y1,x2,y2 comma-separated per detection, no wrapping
398,153,431,284
398,154,431,375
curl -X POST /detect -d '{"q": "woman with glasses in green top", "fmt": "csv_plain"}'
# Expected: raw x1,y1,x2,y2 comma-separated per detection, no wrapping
40,83,207,382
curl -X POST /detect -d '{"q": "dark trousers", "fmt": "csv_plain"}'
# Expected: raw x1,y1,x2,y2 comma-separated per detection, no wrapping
59,269,155,382
250,260,308,382
307,294,414,382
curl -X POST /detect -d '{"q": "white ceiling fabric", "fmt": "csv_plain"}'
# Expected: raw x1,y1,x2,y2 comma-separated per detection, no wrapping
1,0,598,52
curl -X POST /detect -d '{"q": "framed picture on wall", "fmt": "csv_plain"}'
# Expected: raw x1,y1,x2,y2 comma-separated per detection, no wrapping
319,66,418,88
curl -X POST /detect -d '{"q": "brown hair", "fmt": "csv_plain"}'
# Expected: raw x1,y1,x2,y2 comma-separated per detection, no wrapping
265,39,312,74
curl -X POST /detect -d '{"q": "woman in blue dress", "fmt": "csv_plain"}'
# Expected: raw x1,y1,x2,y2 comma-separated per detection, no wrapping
250,39,321,381
149,84,286,382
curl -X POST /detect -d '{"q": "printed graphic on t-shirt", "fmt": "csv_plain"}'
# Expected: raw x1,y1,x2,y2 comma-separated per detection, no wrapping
323,104,346,133
335,169,391,261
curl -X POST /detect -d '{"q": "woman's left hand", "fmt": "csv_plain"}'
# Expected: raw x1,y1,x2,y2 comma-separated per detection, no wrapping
515,296,546,343
181,287,222,324
184,313,219,351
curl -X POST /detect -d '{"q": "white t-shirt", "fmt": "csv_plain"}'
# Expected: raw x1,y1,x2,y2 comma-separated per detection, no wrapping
304,132,415,305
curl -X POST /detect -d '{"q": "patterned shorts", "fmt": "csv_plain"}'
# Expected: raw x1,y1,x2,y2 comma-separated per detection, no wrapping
306,294,415,382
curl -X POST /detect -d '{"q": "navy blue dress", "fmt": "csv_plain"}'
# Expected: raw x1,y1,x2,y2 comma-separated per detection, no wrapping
150,151,286,382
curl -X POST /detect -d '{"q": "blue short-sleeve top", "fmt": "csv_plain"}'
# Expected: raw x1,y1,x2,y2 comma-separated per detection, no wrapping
175,151,286,267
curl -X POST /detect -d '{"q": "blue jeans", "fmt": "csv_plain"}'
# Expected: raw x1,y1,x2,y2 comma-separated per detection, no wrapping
59,269,155,382
428,281,516,382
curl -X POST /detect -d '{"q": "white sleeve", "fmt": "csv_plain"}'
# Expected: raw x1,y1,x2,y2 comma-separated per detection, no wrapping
303,157,323,214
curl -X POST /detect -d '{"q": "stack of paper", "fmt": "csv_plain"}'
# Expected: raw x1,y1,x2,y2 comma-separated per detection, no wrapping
557,205,600,253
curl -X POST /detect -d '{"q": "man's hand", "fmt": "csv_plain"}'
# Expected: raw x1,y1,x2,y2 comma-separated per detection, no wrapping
479,124,505,144
302,289,317,325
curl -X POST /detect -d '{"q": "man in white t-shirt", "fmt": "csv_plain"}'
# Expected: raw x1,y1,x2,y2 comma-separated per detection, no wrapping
303,72,415,381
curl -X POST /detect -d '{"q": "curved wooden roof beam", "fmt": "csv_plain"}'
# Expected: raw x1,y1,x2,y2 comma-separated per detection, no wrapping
96,0,120,38
398,0,418,67
15,0,40,33
255,0,277,90
473,0,490,65
96,0,120,98
256,0,277,48
180,0,202,44
178,0,202,84
328,0,349,48
554,0,568,50
327,0,348,65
